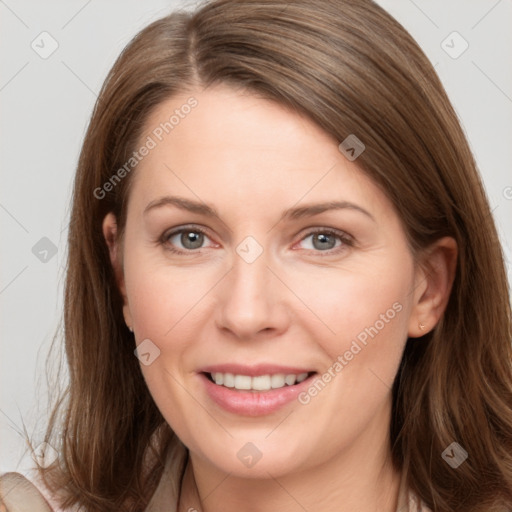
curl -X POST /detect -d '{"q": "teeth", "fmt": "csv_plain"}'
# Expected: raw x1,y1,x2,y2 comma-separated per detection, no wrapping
209,372,310,391
271,374,285,388
234,375,252,390
223,373,235,387
296,372,308,383
252,375,272,391
284,374,296,386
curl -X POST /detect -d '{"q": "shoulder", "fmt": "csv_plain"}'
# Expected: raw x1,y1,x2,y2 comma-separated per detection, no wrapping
0,471,53,511
0,470,80,512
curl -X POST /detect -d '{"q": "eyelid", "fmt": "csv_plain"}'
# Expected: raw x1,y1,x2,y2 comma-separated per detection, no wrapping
297,226,353,240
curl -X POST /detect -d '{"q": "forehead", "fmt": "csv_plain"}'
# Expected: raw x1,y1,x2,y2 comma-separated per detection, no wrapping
128,85,387,219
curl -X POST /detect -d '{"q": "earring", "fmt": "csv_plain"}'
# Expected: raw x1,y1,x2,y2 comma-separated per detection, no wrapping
419,323,425,331
128,325,133,333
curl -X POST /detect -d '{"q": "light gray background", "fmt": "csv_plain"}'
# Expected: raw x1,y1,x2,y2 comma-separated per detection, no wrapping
1,0,511,473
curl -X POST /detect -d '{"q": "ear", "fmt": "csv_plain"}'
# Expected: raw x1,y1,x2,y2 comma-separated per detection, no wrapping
102,212,133,330
408,236,457,338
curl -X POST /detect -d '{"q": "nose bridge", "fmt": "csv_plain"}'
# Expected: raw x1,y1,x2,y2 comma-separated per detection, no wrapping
233,242,268,296
230,234,272,308
217,234,283,336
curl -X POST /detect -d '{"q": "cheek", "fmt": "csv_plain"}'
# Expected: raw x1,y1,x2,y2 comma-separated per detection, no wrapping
289,262,413,421
124,252,217,342
290,274,411,442
123,254,215,440
288,261,412,358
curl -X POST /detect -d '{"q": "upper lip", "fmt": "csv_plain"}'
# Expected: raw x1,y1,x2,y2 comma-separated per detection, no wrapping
199,364,315,377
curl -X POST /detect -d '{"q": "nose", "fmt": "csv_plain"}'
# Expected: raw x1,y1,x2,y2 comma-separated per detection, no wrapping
216,240,289,340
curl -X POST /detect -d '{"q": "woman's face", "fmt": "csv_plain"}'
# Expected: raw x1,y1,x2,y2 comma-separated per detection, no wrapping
105,85,425,478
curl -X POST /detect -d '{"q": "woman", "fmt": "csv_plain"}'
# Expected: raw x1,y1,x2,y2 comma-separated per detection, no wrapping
1,0,511,510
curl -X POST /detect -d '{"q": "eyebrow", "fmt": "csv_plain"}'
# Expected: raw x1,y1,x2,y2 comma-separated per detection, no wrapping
143,195,375,222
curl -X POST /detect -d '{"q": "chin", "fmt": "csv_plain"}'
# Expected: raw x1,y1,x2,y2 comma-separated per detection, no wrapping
190,436,313,480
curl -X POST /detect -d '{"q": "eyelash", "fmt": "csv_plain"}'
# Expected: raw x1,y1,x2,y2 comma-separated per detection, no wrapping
159,225,354,257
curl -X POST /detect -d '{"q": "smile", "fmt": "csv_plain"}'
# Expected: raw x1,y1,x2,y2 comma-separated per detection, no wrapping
198,365,318,416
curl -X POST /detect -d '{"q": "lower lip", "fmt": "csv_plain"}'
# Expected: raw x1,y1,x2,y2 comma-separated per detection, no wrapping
199,373,316,416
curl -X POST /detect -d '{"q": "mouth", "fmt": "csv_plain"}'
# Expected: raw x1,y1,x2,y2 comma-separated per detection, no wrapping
198,365,318,416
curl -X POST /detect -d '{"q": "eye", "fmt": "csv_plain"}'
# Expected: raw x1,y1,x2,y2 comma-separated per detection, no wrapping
159,226,352,255
161,225,216,253
296,228,352,254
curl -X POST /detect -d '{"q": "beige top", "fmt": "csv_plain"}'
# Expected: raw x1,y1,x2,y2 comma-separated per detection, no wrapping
1,444,431,512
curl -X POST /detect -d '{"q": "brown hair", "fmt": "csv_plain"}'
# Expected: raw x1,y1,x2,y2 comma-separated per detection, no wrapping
29,0,512,510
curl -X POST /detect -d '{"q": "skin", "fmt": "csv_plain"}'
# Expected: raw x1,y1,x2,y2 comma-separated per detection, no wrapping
103,85,457,512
